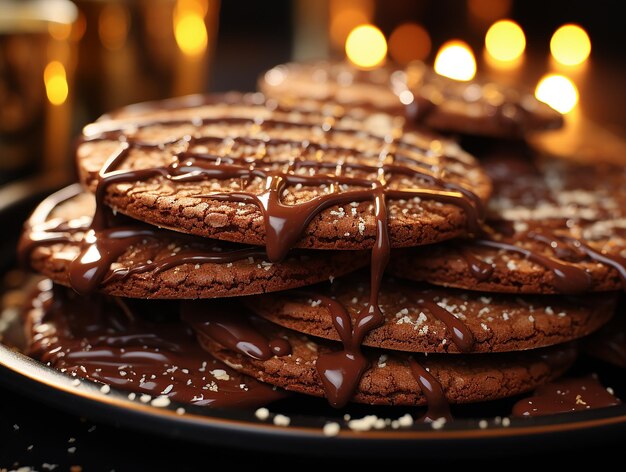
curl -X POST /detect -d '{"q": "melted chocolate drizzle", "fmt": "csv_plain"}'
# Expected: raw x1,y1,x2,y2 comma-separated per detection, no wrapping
18,184,267,295
180,301,291,361
512,376,621,417
294,285,466,410
408,358,452,422
27,282,286,407
78,97,484,408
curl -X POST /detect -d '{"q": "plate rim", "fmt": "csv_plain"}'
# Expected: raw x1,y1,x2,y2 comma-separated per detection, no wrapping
1,342,625,456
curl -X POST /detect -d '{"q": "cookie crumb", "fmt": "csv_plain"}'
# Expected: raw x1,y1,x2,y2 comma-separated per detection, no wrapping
430,417,447,430
99,384,111,394
210,369,230,381
397,413,413,427
255,407,270,420
348,415,386,432
273,414,291,426
151,395,171,407
323,422,340,436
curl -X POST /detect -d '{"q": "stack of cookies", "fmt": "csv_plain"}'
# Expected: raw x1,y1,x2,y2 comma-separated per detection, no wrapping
18,60,623,420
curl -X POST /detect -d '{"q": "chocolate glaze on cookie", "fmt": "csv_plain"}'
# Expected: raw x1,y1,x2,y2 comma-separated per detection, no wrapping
19,185,366,297
187,301,576,411
247,272,617,354
391,156,626,294
25,280,286,407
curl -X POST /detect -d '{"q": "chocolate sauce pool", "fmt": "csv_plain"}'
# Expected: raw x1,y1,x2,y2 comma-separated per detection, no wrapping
26,280,285,407
512,376,621,417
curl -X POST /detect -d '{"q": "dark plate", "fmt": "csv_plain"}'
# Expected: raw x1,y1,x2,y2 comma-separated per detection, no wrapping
1,177,625,458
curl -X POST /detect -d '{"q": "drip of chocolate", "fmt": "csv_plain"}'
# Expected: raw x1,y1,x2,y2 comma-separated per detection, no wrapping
408,358,452,422
512,376,621,417
310,294,372,408
18,185,267,295
297,283,470,408
473,237,592,294
27,282,286,407
180,301,291,361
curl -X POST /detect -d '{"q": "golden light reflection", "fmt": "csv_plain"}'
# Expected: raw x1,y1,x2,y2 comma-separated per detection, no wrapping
388,22,431,65
535,74,579,114
485,20,525,62
48,21,72,41
345,24,387,69
98,3,130,51
434,40,476,81
330,9,369,48
174,0,209,56
550,24,591,66
44,61,69,106
330,0,374,48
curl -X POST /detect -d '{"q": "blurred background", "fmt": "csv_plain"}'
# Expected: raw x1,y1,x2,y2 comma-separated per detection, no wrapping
1,0,625,186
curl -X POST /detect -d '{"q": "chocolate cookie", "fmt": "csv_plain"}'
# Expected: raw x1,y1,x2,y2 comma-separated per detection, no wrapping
75,92,490,261
183,301,576,409
259,60,563,139
25,280,286,407
19,185,366,298
245,272,617,354
390,155,626,294
400,60,563,138
259,61,404,115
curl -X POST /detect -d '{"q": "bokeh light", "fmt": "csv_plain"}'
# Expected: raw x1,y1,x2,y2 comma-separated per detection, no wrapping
44,61,69,106
388,22,431,65
550,24,591,66
434,40,476,81
174,0,209,56
345,24,387,69
485,20,525,62
535,74,579,113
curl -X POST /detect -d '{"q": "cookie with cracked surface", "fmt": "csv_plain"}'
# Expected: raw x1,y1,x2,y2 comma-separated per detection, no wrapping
390,155,626,294
24,280,286,407
183,300,577,407
75,92,490,261
19,185,366,298
244,272,617,354
259,61,404,115
259,60,563,139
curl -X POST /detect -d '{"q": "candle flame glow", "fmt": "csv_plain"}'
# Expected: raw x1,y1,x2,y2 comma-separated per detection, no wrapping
485,20,525,62
44,61,69,106
550,24,591,66
535,74,579,114
388,22,431,65
434,40,476,81
174,0,208,56
345,24,387,69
